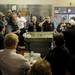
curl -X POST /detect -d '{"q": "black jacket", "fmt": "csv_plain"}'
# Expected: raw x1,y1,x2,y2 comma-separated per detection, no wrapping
63,27,75,55
43,21,54,31
45,46,70,75
0,33,4,49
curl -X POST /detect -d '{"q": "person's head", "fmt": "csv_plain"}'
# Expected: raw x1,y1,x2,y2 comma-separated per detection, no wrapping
11,12,17,21
65,55,75,75
66,23,74,30
4,33,19,49
7,10,12,16
28,59,52,75
44,16,51,23
53,32,64,47
0,21,5,33
17,11,22,17
31,16,37,23
66,23,71,28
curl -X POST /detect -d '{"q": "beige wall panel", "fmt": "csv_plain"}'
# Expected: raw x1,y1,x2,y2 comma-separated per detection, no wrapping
0,0,53,5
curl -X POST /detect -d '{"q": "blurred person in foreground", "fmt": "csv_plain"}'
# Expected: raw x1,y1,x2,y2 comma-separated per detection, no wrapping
45,32,70,75
65,55,75,75
28,59,52,75
63,23,75,55
0,33,30,75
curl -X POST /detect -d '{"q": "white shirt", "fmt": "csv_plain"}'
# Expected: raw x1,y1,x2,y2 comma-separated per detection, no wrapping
17,17,27,29
0,49,30,75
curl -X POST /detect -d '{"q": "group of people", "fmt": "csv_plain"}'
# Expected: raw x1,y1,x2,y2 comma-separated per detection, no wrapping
0,10,55,47
2,10,55,33
0,30,74,75
0,10,75,75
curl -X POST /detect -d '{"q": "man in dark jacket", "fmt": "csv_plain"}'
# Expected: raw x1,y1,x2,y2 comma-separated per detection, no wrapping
45,32,70,75
65,55,75,75
42,16,54,31
63,25,75,55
